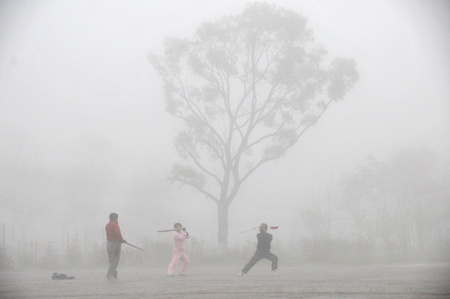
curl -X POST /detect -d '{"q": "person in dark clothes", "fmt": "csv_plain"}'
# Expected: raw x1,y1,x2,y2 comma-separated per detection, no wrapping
105,213,126,279
238,223,278,276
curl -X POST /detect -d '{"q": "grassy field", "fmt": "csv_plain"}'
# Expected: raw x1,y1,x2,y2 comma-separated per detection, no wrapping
1,263,449,298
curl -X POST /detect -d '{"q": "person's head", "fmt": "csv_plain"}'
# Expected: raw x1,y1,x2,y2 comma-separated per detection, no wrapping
174,223,182,232
109,213,119,222
259,223,268,233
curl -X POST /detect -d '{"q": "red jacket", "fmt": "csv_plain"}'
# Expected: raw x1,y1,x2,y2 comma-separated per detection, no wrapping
105,221,124,241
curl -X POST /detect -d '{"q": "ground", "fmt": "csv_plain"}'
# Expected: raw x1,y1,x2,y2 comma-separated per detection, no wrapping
1,263,449,298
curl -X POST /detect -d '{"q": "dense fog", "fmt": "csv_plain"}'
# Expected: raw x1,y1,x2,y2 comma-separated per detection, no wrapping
0,0,449,270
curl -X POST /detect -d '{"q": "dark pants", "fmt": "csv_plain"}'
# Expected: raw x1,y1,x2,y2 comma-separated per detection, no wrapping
242,249,278,273
106,240,121,278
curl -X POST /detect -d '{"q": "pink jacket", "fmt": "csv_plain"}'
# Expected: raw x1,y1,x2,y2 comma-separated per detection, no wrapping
173,231,190,251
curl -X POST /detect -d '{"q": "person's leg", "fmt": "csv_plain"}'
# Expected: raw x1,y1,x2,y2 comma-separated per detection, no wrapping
107,242,114,261
111,248,121,278
107,241,121,278
110,242,121,278
106,241,114,277
167,251,181,275
110,257,120,277
179,252,190,275
242,251,263,273
267,252,278,270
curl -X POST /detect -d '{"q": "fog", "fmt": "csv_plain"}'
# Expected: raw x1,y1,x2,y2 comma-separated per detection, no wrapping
1,0,449,271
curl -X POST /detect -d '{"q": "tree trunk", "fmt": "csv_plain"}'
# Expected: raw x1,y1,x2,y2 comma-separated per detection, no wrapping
218,202,229,252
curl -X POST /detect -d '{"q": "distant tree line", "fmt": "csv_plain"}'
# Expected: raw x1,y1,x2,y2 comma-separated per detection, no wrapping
298,148,450,262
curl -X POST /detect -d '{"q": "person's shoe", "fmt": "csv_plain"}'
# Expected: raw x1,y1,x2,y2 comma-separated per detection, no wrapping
272,270,278,276
167,273,174,277
179,273,188,276
237,271,244,276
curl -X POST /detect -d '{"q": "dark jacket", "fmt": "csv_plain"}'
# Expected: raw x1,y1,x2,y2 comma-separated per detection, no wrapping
256,232,272,251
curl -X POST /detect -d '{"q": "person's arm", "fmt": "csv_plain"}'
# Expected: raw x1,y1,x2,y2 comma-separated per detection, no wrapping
114,223,126,243
182,228,190,239
175,231,190,240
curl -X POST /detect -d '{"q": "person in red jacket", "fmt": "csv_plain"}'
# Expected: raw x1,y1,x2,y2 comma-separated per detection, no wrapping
105,213,126,279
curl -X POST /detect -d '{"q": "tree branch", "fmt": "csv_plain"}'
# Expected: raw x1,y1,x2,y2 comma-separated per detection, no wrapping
174,177,219,203
240,98,334,184
173,81,227,148
291,98,333,144
199,139,226,168
181,143,223,185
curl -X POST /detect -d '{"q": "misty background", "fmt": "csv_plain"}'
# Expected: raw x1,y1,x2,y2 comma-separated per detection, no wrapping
0,0,449,268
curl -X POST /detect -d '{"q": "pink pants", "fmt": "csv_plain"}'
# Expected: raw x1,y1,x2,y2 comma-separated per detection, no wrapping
167,250,190,275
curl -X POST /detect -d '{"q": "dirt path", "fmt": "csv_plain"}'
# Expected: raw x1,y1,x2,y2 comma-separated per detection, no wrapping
1,264,449,298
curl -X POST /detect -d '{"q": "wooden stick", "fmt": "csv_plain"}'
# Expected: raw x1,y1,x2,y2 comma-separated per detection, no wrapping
124,242,144,251
237,227,258,234
157,228,185,233
237,226,279,234
157,229,175,233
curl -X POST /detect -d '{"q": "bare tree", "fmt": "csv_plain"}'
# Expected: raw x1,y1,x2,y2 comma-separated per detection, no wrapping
150,3,358,248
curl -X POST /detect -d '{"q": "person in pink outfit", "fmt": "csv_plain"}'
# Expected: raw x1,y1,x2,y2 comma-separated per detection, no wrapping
167,223,190,276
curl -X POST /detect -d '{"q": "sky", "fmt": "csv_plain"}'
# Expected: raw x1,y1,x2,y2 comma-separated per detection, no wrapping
0,0,449,248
